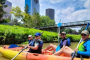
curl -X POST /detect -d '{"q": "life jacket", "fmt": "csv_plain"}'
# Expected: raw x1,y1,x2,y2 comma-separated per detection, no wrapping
60,38,71,48
28,39,34,46
29,39,43,54
77,39,90,58
78,39,90,51
78,41,85,51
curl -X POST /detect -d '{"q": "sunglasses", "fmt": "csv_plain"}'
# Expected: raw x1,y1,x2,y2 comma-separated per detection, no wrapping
81,34,87,36
61,34,66,36
35,36,38,37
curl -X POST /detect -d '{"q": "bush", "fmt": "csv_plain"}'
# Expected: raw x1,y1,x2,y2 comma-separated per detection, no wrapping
0,19,10,23
0,24,58,44
0,24,83,44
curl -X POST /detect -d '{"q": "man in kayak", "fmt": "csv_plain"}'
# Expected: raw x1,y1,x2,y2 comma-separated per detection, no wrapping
28,35,33,43
42,32,70,53
53,30,90,58
27,33,43,54
27,35,34,45
23,35,34,48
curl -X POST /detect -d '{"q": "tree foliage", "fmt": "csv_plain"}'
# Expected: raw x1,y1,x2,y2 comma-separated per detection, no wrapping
0,0,7,19
78,26,90,34
24,4,29,14
10,6,55,28
10,6,23,25
60,28,77,34
40,16,55,26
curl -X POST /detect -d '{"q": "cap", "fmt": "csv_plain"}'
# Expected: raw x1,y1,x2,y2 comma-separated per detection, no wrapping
34,33,41,36
61,32,66,34
28,35,32,37
81,30,89,35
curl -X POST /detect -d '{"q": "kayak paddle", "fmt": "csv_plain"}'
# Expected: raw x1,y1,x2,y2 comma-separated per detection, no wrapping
11,41,33,60
56,22,61,52
71,22,89,60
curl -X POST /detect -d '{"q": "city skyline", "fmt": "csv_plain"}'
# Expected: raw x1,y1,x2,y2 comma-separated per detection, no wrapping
7,0,90,25
25,0,40,15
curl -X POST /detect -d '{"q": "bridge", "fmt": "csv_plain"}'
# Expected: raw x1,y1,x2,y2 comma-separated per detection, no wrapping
35,20,90,30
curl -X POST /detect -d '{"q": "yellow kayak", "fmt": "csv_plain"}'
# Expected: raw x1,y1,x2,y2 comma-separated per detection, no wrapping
0,47,89,60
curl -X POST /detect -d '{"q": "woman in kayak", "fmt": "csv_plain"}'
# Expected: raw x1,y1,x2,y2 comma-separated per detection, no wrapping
53,30,90,58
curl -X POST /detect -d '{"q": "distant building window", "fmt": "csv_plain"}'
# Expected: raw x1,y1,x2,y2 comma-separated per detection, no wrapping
34,0,38,4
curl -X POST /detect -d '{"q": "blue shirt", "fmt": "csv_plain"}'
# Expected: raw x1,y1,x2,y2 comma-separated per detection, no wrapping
77,40,90,56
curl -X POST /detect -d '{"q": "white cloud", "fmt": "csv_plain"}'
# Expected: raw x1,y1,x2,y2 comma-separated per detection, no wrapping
55,7,75,23
55,0,90,24
84,0,90,9
55,9,90,23
50,0,63,3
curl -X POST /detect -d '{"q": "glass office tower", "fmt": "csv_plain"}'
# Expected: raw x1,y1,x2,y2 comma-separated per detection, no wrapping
3,0,12,19
25,0,40,15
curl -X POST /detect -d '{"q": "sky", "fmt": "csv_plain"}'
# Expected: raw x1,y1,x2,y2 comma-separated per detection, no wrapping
7,0,90,31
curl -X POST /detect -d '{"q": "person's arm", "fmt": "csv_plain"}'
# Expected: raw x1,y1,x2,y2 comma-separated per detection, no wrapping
27,42,39,50
77,41,90,56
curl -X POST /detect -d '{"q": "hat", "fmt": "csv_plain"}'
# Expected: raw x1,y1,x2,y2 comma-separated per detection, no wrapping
28,35,32,37
34,33,41,36
81,30,89,35
61,32,66,34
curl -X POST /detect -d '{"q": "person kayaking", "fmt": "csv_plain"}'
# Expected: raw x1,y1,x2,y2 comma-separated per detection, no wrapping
42,32,70,53
28,35,33,44
27,33,43,54
27,35,34,47
53,30,90,58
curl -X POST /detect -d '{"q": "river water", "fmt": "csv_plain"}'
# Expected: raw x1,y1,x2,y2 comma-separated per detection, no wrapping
0,42,78,60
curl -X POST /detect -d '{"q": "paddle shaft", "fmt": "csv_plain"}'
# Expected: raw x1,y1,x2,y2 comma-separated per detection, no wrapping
58,27,60,44
11,41,33,60
71,38,82,60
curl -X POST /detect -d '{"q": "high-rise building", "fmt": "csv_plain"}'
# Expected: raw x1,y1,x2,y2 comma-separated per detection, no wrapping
46,8,55,20
3,0,12,19
25,0,40,15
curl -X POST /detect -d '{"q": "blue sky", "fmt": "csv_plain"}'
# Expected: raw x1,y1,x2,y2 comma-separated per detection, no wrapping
7,0,90,31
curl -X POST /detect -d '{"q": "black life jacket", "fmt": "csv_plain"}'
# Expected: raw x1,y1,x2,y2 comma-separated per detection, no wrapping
29,39,43,54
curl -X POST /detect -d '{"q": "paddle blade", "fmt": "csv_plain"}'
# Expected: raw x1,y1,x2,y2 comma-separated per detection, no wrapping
58,23,61,27
85,22,89,30
56,45,60,52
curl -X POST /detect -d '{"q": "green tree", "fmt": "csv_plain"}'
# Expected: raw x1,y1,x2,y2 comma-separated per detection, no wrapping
24,4,29,14
32,9,42,27
10,6,23,25
0,0,7,19
40,16,55,26
78,26,90,34
65,28,74,34
22,12,32,28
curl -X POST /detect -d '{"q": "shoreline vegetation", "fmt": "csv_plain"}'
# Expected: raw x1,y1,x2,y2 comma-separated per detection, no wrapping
0,24,86,44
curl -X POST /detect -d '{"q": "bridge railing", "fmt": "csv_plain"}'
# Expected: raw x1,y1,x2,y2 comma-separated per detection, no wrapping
35,20,90,29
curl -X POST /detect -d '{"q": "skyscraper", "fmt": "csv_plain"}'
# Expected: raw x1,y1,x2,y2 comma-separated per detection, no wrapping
25,0,40,15
46,8,55,20
3,0,12,19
